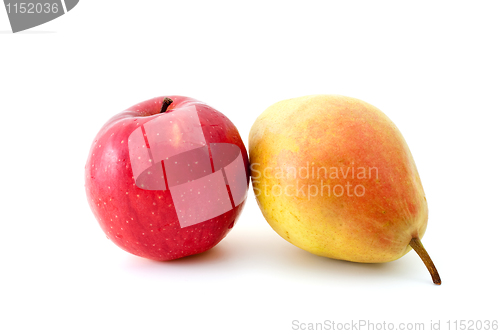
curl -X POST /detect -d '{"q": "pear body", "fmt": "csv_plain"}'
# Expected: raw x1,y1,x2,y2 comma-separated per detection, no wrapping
249,95,428,263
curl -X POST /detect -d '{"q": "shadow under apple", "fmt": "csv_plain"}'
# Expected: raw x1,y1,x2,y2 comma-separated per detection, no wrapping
123,244,229,270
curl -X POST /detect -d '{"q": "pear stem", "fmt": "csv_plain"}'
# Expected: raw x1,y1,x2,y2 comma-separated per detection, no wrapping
409,237,441,285
160,97,173,113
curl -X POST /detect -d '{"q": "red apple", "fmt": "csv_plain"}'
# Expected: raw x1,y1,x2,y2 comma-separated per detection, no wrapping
85,96,249,260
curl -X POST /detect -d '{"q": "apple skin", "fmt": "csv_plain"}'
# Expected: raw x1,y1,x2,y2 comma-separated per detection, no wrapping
85,96,249,261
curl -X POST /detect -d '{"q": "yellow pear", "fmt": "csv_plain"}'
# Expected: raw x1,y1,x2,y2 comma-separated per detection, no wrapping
249,95,440,284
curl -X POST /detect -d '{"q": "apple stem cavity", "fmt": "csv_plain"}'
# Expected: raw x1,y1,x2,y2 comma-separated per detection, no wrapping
409,237,441,285
160,97,174,114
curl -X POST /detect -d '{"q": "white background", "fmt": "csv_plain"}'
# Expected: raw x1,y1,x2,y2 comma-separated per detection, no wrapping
1,1,499,333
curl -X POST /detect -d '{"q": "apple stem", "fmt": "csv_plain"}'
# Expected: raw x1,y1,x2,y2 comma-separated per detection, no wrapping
409,237,441,285
160,97,174,113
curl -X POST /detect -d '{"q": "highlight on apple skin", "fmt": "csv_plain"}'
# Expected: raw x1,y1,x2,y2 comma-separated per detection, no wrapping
85,96,249,261
249,94,441,285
